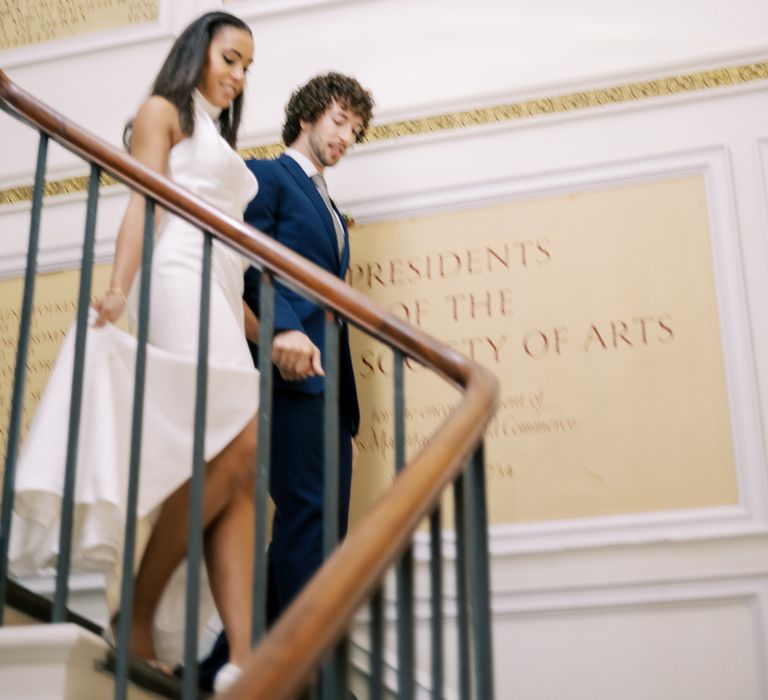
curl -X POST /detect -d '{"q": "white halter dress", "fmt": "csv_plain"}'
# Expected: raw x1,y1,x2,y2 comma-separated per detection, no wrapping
9,91,259,664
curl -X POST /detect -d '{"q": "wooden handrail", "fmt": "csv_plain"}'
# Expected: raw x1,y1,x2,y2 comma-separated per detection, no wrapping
0,69,499,699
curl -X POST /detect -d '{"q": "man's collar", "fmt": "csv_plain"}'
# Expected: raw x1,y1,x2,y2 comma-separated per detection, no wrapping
284,147,319,178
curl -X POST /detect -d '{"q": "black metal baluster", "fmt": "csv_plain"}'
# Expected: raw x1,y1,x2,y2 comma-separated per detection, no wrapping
466,441,494,700
321,310,342,699
323,310,340,557
369,585,384,700
454,474,471,699
334,636,350,699
393,349,414,700
114,197,155,700
297,684,317,700
429,505,444,699
252,270,274,644
182,231,213,698
52,164,100,622
0,132,48,624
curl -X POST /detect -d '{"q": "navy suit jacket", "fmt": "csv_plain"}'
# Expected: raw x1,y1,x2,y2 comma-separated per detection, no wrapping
243,154,360,434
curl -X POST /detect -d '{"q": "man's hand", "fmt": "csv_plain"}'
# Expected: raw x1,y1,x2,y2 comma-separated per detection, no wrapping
272,330,325,381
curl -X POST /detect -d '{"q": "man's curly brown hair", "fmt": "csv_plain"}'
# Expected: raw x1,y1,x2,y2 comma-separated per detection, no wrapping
282,72,375,147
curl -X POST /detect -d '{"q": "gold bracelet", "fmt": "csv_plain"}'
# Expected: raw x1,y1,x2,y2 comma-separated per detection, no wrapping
107,287,127,303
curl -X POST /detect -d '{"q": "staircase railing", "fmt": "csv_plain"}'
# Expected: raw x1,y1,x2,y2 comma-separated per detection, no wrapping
0,69,499,700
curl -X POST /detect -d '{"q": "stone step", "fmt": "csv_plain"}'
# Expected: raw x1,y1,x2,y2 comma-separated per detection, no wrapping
0,623,168,699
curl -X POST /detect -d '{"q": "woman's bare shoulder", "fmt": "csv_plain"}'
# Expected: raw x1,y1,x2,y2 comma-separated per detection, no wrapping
130,95,183,148
134,95,179,128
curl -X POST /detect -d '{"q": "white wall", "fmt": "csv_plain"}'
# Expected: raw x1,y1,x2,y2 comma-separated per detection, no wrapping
344,80,768,698
2,1,768,698
3,0,768,192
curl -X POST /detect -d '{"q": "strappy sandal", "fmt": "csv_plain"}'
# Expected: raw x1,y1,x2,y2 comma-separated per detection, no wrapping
103,613,173,675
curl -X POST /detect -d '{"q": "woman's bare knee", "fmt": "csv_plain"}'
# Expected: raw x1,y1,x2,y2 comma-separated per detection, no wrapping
215,424,257,489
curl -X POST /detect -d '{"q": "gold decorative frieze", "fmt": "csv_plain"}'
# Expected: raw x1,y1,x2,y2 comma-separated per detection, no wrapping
1,61,766,207
0,171,118,206
0,0,158,51
365,61,768,141
239,142,285,161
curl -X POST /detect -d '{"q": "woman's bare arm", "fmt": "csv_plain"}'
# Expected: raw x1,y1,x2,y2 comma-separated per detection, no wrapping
93,97,181,326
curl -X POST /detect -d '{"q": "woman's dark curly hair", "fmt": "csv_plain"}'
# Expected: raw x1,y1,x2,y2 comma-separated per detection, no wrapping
282,72,374,147
125,11,251,149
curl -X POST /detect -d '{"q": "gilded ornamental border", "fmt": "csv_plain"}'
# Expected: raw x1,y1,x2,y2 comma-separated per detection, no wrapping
1,60,767,207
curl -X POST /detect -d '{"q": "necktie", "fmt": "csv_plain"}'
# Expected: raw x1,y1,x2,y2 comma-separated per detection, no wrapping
311,173,345,255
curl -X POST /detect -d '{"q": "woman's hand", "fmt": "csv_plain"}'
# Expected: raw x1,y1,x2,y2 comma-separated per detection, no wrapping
93,288,127,327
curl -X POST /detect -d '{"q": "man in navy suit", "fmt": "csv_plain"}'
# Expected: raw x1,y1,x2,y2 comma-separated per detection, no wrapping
198,72,374,691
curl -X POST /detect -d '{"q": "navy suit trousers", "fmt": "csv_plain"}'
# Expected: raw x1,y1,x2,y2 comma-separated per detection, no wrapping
198,390,353,691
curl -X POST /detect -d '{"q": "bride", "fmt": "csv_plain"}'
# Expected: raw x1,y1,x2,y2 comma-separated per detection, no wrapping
10,10,260,690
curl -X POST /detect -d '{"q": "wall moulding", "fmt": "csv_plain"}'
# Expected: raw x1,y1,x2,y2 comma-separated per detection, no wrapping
759,139,768,217
217,0,360,20
1,59,766,208
364,61,768,142
351,145,767,556
350,575,768,700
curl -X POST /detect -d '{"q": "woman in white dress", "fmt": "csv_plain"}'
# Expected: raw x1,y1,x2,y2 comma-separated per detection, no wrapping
10,11,259,688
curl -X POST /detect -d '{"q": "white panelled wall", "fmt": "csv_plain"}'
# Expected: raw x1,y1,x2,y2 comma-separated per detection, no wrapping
2,1,768,698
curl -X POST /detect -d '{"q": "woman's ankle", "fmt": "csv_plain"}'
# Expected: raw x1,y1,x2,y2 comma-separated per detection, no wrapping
228,647,250,667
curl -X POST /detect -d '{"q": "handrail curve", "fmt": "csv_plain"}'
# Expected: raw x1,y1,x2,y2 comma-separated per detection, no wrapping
0,69,499,699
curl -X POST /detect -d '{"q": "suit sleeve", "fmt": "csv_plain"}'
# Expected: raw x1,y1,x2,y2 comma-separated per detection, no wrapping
242,162,305,334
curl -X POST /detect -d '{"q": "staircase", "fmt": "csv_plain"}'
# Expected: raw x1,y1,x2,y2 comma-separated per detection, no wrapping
0,580,199,699
0,69,498,700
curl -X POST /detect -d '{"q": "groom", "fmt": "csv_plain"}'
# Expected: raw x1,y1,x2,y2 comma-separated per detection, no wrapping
199,72,374,690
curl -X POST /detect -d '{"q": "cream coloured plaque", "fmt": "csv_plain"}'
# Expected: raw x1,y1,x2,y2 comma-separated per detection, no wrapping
347,176,739,525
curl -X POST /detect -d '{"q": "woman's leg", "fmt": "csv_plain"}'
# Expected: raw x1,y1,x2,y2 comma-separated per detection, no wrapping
127,416,258,662
203,485,255,667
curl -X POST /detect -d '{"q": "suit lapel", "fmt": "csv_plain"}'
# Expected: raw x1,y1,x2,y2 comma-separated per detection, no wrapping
337,206,350,272
279,154,342,270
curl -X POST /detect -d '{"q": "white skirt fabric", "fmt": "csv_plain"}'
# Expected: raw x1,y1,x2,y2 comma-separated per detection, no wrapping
10,93,261,664
9,311,258,663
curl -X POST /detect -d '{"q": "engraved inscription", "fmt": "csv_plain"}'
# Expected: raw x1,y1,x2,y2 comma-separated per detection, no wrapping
0,266,115,478
347,176,739,526
0,0,159,51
